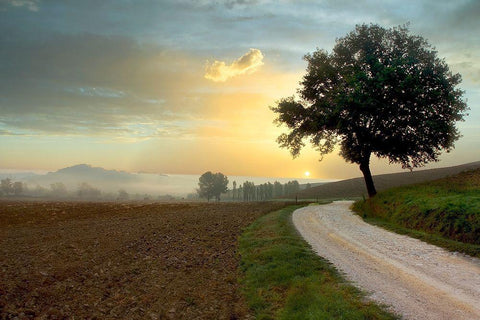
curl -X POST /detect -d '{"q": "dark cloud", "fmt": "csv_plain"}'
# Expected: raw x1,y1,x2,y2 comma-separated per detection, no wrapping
1,0,478,140
0,0,39,11
224,0,259,9
0,30,211,138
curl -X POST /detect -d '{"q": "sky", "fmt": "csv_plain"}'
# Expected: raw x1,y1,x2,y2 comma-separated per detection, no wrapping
1,0,479,180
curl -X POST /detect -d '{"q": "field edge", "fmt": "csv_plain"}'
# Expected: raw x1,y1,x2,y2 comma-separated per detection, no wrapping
237,204,399,320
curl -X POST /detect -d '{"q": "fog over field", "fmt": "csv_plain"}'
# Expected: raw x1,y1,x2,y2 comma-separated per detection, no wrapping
0,164,331,197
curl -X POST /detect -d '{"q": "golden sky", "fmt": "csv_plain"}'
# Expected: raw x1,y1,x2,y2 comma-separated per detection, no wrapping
1,0,479,179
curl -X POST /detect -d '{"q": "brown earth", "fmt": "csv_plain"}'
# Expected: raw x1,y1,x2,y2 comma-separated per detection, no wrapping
0,201,288,319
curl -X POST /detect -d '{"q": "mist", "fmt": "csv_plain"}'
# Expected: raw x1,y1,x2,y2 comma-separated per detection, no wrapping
0,164,332,200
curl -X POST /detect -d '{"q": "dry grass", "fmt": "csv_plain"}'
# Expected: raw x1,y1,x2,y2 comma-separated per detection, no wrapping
296,161,480,199
0,201,288,319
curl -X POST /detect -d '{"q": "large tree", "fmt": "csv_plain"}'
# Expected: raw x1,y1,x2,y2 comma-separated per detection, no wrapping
197,171,229,201
272,24,467,197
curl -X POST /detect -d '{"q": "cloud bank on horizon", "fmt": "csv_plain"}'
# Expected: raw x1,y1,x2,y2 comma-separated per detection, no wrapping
0,0,479,178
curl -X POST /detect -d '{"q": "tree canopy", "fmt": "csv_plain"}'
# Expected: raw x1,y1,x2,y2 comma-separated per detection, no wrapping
197,171,229,201
272,24,467,197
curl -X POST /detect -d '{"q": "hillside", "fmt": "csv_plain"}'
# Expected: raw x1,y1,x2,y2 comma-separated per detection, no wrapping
352,168,480,256
296,161,480,199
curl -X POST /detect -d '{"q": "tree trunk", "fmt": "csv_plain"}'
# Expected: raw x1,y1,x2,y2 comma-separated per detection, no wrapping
359,156,377,197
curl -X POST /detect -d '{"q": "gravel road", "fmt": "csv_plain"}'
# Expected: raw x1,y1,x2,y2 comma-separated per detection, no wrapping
293,201,480,320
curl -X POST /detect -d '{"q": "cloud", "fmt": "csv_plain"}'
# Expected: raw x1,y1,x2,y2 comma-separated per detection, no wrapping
5,0,39,11
204,48,264,82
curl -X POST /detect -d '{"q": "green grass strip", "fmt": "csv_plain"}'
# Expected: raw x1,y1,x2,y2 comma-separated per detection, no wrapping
360,215,480,258
238,205,398,320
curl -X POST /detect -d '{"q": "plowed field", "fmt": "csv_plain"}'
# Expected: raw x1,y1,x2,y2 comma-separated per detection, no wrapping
0,201,288,319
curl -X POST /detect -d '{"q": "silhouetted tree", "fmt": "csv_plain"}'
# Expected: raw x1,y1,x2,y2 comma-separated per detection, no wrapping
1,178,13,195
118,189,129,201
273,181,283,198
50,182,68,197
33,184,49,197
232,181,237,200
13,182,23,195
77,182,101,199
197,171,229,201
272,24,467,197
284,180,300,196
242,181,255,201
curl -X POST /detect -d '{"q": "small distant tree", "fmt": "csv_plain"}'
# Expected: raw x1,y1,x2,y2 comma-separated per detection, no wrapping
197,171,229,201
117,189,129,201
1,178,13,195
273,181,283,198
232,181,237,200
50,182,68,197
272,24,467,197
77,182,101,199
238,185,243,200
13,181,23,195
242,181,256,201
33,184,49,197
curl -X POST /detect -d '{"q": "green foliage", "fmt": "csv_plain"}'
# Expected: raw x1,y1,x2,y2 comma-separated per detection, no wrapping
239,206,398,319
272,24,467,197
352,169,480,256
197,171,229,201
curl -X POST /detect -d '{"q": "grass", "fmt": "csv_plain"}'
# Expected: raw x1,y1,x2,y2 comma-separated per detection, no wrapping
352,169,480,258
238,205,398,320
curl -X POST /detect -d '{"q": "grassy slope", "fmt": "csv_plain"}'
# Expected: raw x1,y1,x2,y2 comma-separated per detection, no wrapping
295,161,480,200
238,205,398,320
352,169,480,257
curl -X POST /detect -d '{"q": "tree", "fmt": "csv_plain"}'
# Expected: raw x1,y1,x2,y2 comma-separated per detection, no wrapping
118,189,129,201
197,171,229,201
77,182,101,199
1,178,13,195
242,181,255,201
50,182,68,197
272,24,467,197
273,181,283,198
232,180,237,200
13,182,23,195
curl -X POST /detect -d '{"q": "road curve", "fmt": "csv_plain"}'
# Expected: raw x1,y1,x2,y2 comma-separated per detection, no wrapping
292,201,480,320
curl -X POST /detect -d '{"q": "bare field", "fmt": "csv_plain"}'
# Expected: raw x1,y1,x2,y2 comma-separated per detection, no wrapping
0,201,288,319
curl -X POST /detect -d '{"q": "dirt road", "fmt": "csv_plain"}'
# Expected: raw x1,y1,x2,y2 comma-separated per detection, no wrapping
293,201,480,320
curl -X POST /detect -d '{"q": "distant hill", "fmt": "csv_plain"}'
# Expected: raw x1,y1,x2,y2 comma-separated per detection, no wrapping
26,164,137,186
17,164,195,196
49,164,135,182
295,161,480,200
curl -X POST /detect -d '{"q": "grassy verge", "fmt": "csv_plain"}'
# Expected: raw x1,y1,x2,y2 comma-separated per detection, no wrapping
238,205,398,320
352,169,480,258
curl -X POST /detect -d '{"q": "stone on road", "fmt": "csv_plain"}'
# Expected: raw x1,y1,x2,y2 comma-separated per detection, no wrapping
293,201,480,320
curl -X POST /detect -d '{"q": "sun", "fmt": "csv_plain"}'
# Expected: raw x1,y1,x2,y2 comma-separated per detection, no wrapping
304,171,310,177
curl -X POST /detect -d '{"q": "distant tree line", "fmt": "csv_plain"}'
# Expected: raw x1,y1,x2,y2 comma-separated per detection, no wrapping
196,172,301,202
0,178,177,202
0,178,24,196
230,180,300,201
